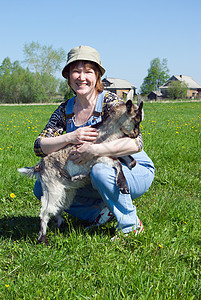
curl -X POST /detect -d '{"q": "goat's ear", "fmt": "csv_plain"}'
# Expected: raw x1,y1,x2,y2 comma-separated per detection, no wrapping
126,89,134,101
126,100,132,113
137,95,144,120
137,94,141,106
138,101,144,121
139,101,143,111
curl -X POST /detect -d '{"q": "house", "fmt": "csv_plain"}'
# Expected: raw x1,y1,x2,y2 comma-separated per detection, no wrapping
160,75,201,99
102,78,136,98
147,91,163,101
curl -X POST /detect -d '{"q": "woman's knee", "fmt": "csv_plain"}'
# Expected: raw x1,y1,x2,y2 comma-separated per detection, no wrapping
130,169,155,199
90,163,116,188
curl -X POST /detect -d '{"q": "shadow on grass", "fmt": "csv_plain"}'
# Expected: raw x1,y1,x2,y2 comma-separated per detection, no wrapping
0,215,39,242
54,215,116,238
0,215,116,243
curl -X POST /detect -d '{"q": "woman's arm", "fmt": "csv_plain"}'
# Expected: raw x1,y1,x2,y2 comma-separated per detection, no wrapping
34,101,98,156
70,135,143,164
69,91,144,164
40,126,98,155
92,137,141,157
34,102,67,157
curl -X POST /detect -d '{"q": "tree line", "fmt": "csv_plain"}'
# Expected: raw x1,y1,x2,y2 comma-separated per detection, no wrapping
0,42,73,104
0,42,188,104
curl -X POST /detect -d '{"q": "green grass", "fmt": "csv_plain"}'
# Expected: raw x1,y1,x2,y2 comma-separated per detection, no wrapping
0,102,200,299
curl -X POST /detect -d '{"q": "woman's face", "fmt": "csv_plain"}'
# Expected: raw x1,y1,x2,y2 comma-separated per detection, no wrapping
69,61,97,97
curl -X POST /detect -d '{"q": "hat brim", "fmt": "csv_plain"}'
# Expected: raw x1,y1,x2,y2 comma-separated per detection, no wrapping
62,59,105,79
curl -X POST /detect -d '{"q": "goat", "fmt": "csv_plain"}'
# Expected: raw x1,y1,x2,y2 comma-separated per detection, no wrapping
18,92,143,244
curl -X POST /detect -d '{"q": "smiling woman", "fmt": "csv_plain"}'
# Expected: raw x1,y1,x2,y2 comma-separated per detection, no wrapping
70,63,97,94
68,62,100,126
32,45,155,238
68,61,104,92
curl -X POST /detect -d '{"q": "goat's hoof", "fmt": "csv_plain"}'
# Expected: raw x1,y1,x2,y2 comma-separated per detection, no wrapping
38,236,49,246
57,221,66,232
120,187,130,194
55,217,65,228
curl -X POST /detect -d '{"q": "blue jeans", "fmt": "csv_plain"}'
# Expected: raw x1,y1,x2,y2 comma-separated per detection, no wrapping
33,150,155,233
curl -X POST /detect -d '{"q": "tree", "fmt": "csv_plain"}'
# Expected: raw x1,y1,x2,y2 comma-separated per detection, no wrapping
19,69,48,103
168,80,188,99
0,58,48,103
0,57,21,76
23,41,66,77
140,58,170,95
0,42,67,103
40,72,60,97
59,80,74,100
23,42,66,97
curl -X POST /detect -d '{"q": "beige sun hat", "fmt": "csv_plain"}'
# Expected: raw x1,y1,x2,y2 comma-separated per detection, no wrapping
62,45,106,78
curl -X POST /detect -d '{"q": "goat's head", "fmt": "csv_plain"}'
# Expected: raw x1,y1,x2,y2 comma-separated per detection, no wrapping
120,99,143,138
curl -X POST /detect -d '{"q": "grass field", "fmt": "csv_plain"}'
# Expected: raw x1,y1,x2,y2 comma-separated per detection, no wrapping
0,101,200,299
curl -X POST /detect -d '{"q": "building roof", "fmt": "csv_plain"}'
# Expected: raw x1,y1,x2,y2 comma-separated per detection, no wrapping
103,78,136,89
148,91,163,96
160,75,201,89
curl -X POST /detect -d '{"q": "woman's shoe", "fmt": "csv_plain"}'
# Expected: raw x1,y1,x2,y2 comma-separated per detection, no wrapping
111,219,144,241
86,206,114,230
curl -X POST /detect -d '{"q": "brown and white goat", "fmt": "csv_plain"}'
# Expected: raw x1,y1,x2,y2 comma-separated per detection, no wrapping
18,93,143,244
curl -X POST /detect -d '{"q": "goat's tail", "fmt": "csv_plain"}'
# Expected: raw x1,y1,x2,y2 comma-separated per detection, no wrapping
17,165,40,179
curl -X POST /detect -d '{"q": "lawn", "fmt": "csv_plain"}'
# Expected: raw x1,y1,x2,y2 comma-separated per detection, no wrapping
0,102,200,299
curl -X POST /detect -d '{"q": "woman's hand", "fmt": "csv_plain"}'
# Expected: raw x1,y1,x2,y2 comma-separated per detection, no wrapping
69,137,141,165
68,126,98,144
40,126,98,155
69,142,96,165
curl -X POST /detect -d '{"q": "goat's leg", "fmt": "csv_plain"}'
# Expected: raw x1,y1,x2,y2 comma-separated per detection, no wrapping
38,180,69,244
37,189,54,245
54,188,77,231
97,157,130,194
118,156,136,169
38,210,50,245
54,213,65,228
113,160,130,194
54,210,66,232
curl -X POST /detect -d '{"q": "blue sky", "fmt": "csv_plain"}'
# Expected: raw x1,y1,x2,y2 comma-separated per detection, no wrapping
1,0,201,91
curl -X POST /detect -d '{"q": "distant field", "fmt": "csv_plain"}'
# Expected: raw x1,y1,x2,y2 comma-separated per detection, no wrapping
0,102,200,299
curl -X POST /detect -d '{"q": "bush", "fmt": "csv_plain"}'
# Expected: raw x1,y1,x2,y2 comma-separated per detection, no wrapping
59,80,74,100
168,80,188,99
0,58,60,103
0,69,48,103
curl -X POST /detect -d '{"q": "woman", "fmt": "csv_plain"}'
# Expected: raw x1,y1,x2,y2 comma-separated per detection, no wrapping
34,45,155,237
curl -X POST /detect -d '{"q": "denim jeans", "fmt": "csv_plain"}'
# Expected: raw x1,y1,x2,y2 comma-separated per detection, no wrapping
33,150,155,233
